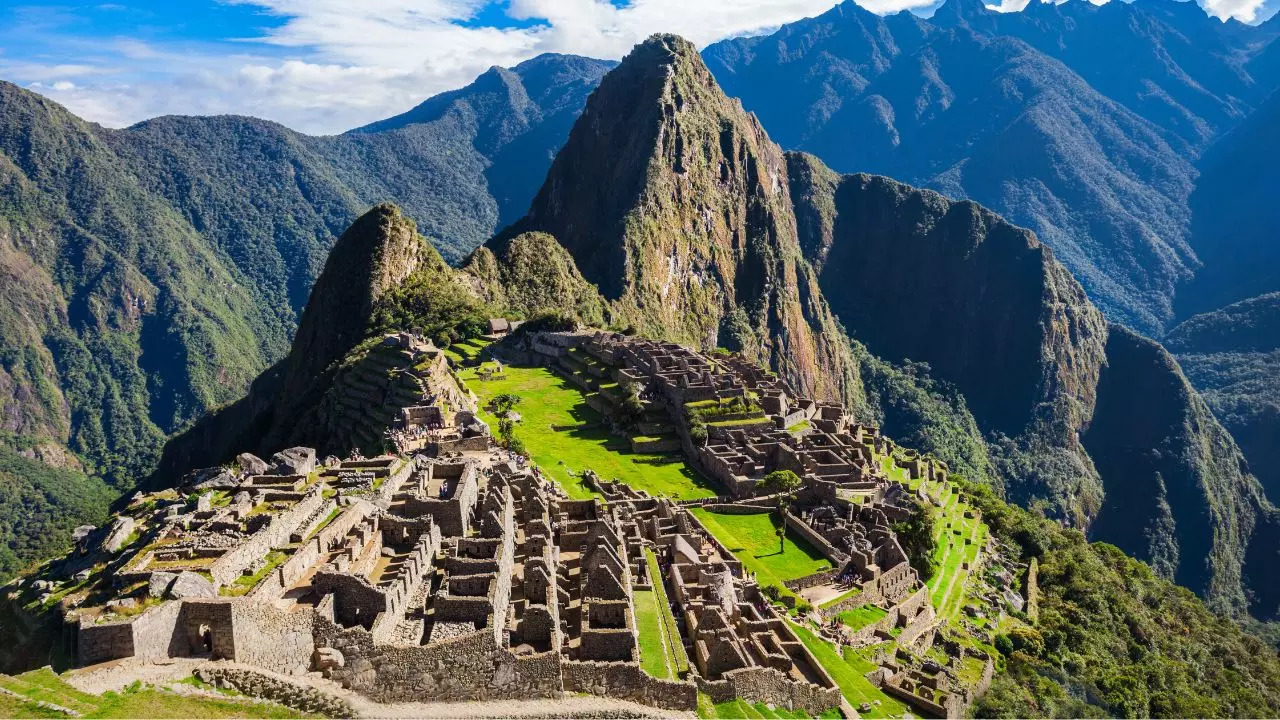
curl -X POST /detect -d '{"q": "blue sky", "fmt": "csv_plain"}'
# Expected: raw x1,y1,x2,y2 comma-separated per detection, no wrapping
1,0,1275,134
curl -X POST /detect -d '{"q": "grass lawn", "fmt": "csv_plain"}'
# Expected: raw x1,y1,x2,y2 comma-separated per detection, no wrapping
688,509,831,598
461,365,718,500
837,604,888,631
442,337,492,366
633,588,672,679
645,549,690,675
788,623,911,719
0,668,308,719
696,694,839,719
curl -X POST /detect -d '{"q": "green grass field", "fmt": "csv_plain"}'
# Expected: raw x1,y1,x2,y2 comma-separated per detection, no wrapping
0,668,306,719
688,509,831,597
461,364,718,500
837,604,888,631
645,549,690,676
442,337,492,366
787,623,911,719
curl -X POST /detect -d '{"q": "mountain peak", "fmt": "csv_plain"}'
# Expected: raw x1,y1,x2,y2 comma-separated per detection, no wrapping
491,35,862,407
932,0,993,25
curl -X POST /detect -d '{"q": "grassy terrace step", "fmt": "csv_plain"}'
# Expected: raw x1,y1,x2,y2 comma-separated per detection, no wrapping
687,509,831,601
460,364,717,500
787,624,910,719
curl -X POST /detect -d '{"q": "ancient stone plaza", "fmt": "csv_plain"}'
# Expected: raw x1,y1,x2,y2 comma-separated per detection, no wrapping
32,329,1019,718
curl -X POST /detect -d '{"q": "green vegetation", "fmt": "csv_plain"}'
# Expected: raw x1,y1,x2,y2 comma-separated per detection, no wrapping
633,588,672,679
0,668,307,718
695,693,837,719
836,605,887,631
645,549,689,676
787,622,909,718
220,551,287,597
0,448,114,580
958,479,1280,718
688,509,830,599
462,365,716,500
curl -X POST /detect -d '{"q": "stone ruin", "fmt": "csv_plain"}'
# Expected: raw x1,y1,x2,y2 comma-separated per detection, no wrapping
49,329,1007,717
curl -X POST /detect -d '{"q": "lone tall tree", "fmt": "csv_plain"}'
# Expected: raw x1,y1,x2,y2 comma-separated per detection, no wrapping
760,469,803,511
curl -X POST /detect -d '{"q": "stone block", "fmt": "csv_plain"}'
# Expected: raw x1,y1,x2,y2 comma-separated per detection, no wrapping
314,647,345,671
149,571,178,598
273,447,317,476
192,468,240,491
237,453,269,476
167,571,216,599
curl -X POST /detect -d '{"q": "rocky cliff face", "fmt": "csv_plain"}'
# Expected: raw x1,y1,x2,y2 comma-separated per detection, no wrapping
1167,293,1280,508
790,159,1108,520
1086,325,1278,616
490,35,863,409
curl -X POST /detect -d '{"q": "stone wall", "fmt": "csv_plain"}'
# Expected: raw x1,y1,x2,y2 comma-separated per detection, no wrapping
699,666,842,716
77,617,137,665
562,660,697,711
211,489,327,587
131,600,186,661
783,511,849,565
195,665,353,717
251,536,324,601
229,600,315,675
313,617,563,702
783,568,841,592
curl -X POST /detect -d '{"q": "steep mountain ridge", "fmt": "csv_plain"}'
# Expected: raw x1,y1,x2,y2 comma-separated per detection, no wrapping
490,34,864,409
1178,88,1280,318
0,55,605,573
789,163,1108,518
154,204,480,475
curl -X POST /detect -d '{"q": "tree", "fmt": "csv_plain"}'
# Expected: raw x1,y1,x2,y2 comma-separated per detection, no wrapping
776,526,786,554
891,498,938,582
489,393,521,416
760,469,804,510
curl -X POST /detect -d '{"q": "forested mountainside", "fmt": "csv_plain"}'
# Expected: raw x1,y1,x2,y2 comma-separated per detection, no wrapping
457,34,1280,619
783,154,1279,618
703,0,1280,334
1167,294,1280,512
1178,88,1280,318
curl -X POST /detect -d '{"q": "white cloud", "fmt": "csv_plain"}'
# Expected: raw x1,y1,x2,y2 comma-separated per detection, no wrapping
1203,0,1268,21
6,0,1268,134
